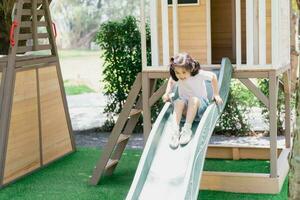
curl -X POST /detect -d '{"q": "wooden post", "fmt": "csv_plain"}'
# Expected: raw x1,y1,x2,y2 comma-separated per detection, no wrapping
172,0,179,55
235,0,242,66
283,69,291,148
140,0,147,69
142,72,151,143
259,0,266,65
246,0,254,65
269,71,278,178
150,0,159,66
271,0,279,67
162,0,170,65
206,0,212,65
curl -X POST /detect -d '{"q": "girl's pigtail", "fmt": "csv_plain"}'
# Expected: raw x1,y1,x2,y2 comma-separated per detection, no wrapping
169,57,179,81
191,60,200,76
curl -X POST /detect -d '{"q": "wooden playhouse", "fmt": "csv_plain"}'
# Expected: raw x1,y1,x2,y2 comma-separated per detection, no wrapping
0,0,75,187
91,0,292,195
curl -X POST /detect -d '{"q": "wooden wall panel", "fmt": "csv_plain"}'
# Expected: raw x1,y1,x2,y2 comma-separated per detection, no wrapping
158,1,208,64
39,66,72,165
157,0,272,65
3,70,40,184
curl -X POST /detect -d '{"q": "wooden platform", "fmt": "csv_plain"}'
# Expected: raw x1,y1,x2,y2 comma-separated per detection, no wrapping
201,146,290,194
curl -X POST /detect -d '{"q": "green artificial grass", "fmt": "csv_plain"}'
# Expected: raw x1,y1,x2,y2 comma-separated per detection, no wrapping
0,148,288,200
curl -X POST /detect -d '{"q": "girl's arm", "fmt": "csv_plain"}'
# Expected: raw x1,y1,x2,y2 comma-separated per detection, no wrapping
211,74,223,105
200,70,223,105
162,77,175,102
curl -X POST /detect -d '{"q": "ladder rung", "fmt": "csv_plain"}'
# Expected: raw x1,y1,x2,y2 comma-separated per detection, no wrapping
117,134,131,144
129,109,142,117
105,159,119,170
21,21,47,28
23,0,43,3
19,33,49,40
17,44,52,53
22,9,45,16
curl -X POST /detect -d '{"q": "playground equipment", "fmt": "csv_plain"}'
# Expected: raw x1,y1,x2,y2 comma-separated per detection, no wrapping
91,0,291,196
126,58,232,199
0,0,75,187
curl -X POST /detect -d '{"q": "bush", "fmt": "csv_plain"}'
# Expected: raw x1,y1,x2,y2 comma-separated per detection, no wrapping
258,79,286,135
215,80,256,136
96,16,159,132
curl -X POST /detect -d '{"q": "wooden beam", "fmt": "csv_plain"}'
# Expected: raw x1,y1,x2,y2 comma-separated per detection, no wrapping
172,0,179,55
140,0,147,69
142,72,151,143
149,81,168,107
206,0,211,65
269,71,278,178
161,0,170,65
246,0,254,65
259,0,267,65
150,0,159,66
235,0,242,66
201,171,280,194
283,70,291,148
239,78,269,107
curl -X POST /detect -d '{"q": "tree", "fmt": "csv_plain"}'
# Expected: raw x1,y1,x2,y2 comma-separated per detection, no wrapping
50,0,140,49
289,0,300,199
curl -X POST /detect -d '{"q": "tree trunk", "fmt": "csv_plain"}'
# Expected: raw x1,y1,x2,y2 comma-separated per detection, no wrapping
289,3,300,199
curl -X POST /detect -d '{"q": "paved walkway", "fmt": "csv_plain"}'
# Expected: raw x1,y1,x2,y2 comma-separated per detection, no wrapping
74,131,286,149
67,93,269,132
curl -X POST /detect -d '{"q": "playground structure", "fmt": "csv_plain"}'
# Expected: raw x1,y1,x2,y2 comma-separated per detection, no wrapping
91,0,292,196
0,0,75,187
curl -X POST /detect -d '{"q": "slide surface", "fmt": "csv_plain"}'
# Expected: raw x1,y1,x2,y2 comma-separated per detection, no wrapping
126,58,233,200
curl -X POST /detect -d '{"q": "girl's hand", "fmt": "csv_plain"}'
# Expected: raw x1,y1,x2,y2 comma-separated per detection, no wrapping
162,93,170,102
213,95,223,105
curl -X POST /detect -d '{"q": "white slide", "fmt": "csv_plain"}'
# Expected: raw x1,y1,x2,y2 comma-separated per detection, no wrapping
126,58,233,200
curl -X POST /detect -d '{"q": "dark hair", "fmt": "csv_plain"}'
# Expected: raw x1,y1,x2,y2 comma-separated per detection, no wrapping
169,53,200,81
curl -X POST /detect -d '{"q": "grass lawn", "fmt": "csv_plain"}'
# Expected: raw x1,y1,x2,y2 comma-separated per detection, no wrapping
64,80,95,95
0,148,288,200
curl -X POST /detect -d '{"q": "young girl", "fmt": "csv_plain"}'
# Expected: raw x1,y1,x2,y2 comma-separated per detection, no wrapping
162,53,223,149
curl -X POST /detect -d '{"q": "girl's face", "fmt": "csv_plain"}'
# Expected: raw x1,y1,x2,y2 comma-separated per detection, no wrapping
174,67,191,81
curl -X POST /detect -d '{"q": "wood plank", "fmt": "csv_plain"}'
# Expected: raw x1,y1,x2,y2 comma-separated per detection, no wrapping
269,71,278,178
38,66,72,165
200,171,280,194
3,70,40,184
17,45,52,54
206,145,282,160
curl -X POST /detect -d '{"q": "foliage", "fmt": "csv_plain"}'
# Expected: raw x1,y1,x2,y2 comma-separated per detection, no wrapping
96,16,153,131
0,1,14,55
258,79,286,135
215,81,251,136
50,0,140,49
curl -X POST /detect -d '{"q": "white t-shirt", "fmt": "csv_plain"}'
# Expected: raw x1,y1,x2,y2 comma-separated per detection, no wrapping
177,70,214,101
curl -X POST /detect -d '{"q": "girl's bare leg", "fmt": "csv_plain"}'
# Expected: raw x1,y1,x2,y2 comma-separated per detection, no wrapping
170,99,186,149
185,97,200,124
173,99,186,125
180,97,200,145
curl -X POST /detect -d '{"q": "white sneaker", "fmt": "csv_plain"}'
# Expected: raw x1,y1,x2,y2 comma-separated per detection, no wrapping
179,127,192,145
169,129,180,149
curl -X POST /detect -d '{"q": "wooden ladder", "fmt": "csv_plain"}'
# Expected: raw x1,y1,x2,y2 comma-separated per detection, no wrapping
90,73,146,185
15,0,54,54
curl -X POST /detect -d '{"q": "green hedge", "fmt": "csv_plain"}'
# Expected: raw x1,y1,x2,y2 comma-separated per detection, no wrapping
96,16,156,131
